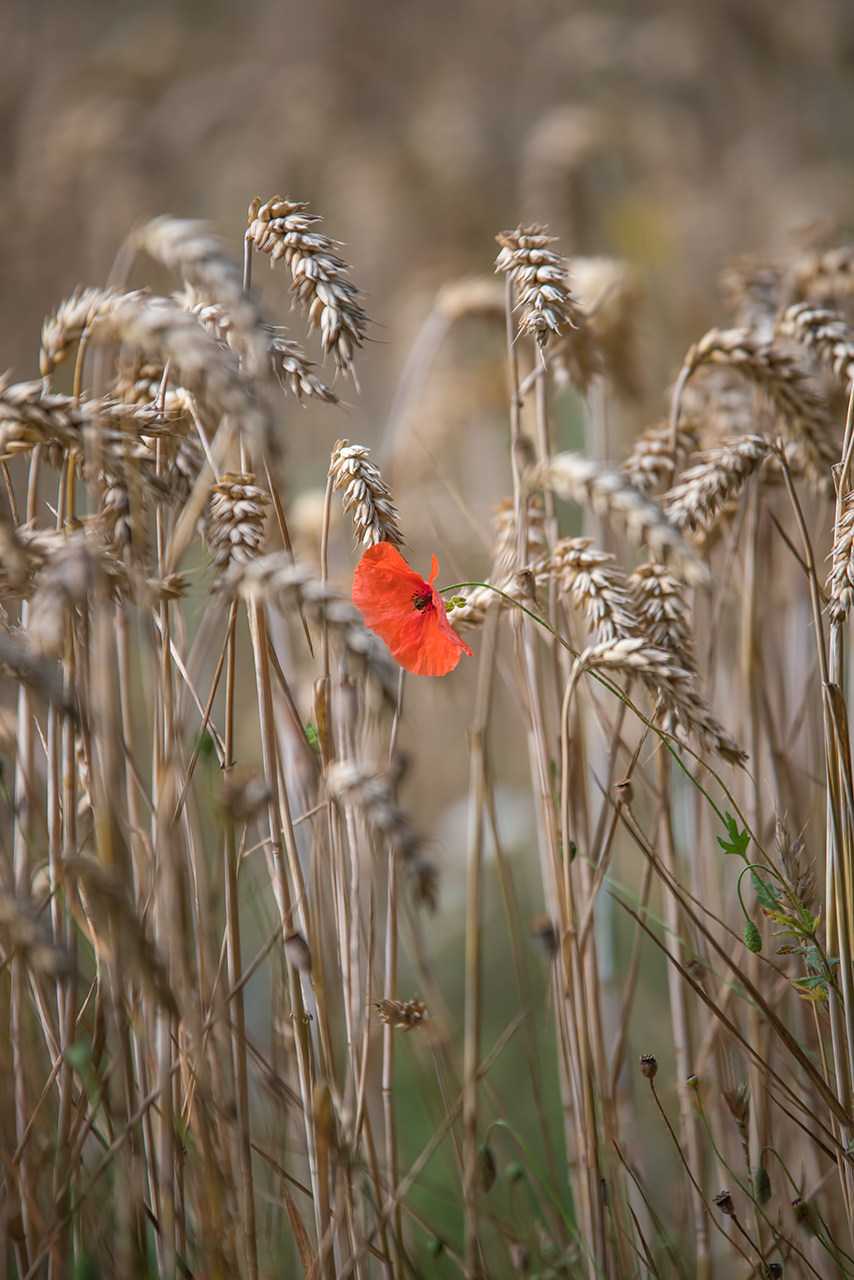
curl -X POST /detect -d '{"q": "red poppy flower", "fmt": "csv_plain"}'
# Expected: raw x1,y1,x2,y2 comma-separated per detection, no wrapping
352,543,474,677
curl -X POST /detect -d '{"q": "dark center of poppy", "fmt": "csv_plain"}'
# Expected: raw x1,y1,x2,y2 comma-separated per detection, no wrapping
411,589,433,612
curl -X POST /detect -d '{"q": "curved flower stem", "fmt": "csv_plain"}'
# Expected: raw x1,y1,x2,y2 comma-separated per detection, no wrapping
646,1078,755,1267
441,579,764,857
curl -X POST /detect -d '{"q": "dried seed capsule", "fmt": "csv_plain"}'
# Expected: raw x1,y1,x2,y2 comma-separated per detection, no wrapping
639,1053,658,1080
713,1191,736,1217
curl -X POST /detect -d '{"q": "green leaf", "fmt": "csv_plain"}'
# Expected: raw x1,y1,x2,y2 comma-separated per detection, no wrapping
750,870,780,912
791,975,828,1001
760,907,803,932
717,812,750,860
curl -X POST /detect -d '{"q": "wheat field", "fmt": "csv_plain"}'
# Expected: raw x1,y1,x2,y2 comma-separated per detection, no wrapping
3,3,854,1278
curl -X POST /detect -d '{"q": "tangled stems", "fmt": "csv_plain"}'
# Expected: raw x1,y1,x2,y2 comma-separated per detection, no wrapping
693,1092,840,1280
440,579,766,863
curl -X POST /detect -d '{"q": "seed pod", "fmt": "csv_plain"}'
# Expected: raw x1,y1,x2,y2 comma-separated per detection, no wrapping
754,1164,771,1205
478,1144,497,1193
744,920,762,953
713,1191,736,1217
639,1053,658,1080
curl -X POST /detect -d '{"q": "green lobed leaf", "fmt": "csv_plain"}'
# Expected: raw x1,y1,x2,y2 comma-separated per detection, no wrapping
717,812,750,859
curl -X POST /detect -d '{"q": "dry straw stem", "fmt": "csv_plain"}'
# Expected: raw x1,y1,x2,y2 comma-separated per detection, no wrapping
664,434,770,534
495,224,600,390
329,440,404,549
247,195,368,377
777,302,854,389
671,326,836,492
528,450,710,585
452,496,547,627
621,417,702,497
218,551,397,694
325,759,437,909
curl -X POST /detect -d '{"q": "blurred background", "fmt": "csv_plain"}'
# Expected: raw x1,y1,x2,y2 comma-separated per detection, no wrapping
4,0,854,825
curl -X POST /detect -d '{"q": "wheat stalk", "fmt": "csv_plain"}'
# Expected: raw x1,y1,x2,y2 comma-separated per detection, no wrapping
791,244,854,301
627,560,697,675
828,489,854,622
550,536,641,642
208,472,270,571
565,255,641,398
496,224,600,391
621,417,702,497
663,434,769,533
328,440,404,548
246,196,368,378
529,450,709,584
672,326,836,491
777,301,854,389
176,285,338,402
451,496,547,627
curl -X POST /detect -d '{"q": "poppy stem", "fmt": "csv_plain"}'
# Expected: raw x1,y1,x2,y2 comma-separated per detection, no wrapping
441,581,761,865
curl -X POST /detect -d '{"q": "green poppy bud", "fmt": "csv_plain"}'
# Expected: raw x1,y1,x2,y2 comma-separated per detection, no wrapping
744,920,762,953
754,1163,771,1205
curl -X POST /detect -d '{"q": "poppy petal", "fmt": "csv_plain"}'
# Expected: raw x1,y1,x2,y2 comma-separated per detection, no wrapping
352,543,473,677
408,608,474,676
